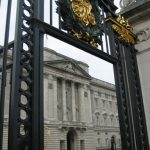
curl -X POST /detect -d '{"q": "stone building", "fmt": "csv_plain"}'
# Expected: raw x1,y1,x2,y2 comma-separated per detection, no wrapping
120,0,150,144
43,48,121,150
0,48,121,150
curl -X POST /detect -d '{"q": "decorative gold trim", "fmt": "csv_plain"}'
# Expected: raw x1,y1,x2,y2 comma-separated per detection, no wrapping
116,15,133,31
71,0,96,26
72,29,98,47
107,16,137,44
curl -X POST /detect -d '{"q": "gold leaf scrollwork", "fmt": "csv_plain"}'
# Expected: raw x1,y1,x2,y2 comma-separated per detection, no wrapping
70,0,98,47
109,15,136,44
72,29,98,47
71,0,96,26
112,24,135,44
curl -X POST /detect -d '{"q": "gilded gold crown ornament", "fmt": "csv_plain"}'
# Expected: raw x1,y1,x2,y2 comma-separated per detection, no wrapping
107,15,136,44
116,15,133,31
71,0,96,26
56,0,103,47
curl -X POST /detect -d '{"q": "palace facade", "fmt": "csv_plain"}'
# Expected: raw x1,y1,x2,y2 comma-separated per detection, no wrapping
1,48,121,150
43,48,121,150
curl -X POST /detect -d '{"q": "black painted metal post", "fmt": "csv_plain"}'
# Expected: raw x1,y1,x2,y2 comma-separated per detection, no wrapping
0,0,12,149
32,0,44,149
50,0,53,25
8,0,44,149
107,17,149,150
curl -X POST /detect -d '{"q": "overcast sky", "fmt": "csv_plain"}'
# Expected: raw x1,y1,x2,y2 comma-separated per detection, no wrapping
0,0,121,84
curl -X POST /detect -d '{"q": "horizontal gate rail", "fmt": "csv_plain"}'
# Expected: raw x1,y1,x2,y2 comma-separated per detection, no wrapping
31,18,118,64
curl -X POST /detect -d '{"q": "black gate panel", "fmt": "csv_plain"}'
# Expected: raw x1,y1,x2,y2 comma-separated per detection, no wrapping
0,0,149,150
6,0,44,149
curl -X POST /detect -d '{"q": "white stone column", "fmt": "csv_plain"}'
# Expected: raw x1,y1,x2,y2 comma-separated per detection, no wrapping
62,79,67,121
71,81,76,122
53,76,58,120
79,84,85,122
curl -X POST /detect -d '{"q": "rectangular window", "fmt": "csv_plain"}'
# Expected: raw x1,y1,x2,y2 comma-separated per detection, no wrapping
75,83,80,121
57,78,63,121
109,101,112,110
95,98,98,108
80,140,85,150
105,93,108,99
102,100,105,109
60,140,65,150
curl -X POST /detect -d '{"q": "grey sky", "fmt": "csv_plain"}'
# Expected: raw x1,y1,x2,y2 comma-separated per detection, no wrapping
0,0,120,84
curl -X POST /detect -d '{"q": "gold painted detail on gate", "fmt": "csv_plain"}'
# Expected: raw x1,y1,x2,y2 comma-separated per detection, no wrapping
107,16,137,44
112,24,135,44
116,15,133,31
71,0,96,26
56,0,103,47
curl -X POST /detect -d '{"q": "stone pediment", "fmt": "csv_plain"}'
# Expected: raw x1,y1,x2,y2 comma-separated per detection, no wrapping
45,59,91,79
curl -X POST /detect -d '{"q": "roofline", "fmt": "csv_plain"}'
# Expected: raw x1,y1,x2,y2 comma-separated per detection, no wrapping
44,47,89,67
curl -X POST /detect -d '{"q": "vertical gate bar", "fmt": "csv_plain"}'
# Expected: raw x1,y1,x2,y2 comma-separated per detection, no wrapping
8,0,44,149
50,0,52,25
102,8,109,53
0,0,12,149
32,0,44,149
107,21,127,149
123,44,150,150
107,18,138,150
8,0,24,149
118,43,137,150
58,0,61,29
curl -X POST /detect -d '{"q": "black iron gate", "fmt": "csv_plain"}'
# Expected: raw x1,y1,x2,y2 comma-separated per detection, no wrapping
0,0,149,150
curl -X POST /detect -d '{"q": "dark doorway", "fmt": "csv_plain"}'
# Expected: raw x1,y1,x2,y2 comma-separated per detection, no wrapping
67,130,76,150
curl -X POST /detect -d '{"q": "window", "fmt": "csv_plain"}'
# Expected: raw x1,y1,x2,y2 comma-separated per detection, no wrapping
66,81,72,121
60,140,65,150
111,117,114,126
84,91,88,97
95,98,98,108
109,101,112,110
57,79,63,121
112,95,115,100
80,140,85,150
98,92,101,97
97,138,101,147
48,83,53,89
75,83,80,121
104,116,107,126
102,100,105,109
105,93,108,99
95,114,100,126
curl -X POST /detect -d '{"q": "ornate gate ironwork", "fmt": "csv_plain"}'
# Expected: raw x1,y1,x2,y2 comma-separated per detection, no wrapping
0,0,149,150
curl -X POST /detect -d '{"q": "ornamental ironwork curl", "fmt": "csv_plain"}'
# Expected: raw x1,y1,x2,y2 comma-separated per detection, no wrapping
56,0,103,47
